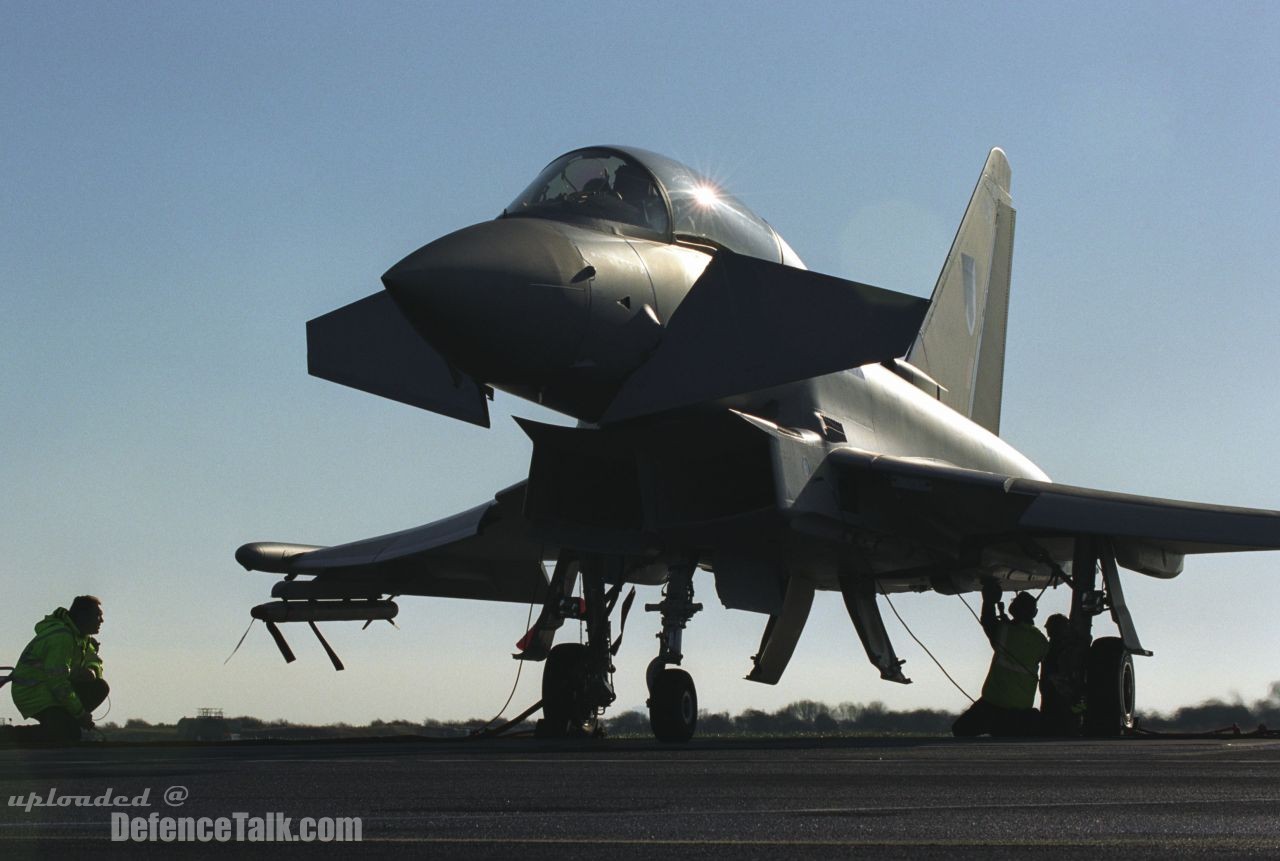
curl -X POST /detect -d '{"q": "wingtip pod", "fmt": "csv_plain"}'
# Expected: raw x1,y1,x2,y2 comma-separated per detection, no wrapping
236,542,323,573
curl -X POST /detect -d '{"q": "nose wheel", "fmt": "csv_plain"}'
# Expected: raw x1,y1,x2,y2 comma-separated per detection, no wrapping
648,667,697,742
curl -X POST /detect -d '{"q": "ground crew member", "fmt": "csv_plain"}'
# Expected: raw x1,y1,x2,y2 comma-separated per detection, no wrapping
9,596,109,744
952,583,1049,737
1039,613,1088,736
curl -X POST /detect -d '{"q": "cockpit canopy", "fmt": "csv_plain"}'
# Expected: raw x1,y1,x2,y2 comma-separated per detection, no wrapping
504,146,801,265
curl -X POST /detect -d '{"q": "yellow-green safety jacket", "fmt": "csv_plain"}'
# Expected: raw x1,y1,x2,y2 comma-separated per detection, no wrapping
981,620,1049,710
10,608,103,719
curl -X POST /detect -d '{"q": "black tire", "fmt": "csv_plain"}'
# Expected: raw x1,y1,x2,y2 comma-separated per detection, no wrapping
540,643,589,737
1084,636,1135,736
648,669,698,743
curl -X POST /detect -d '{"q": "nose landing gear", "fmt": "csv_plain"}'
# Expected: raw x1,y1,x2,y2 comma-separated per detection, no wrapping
649,668,698,742
645,561,703,742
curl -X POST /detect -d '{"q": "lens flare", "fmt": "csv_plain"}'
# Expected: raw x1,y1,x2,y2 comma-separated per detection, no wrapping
692,184,719,208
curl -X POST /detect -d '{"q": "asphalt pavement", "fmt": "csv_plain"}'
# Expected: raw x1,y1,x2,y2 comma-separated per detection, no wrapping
3,734,1279,858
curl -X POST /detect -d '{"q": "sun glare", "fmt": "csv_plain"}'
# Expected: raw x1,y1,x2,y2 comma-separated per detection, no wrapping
692,184,719,208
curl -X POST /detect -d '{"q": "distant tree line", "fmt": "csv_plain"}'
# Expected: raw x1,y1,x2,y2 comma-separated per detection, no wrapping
99,683,1280,739
1135,682,1280,733
603,699,955,736
605,683,1280,736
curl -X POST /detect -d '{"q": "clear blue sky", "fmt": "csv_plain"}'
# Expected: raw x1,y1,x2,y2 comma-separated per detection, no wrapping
3,2,1278,725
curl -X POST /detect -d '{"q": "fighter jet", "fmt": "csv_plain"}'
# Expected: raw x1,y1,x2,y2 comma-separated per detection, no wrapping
237,146,1280,741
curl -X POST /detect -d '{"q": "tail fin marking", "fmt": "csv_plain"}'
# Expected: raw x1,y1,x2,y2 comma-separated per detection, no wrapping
906,148,1016,435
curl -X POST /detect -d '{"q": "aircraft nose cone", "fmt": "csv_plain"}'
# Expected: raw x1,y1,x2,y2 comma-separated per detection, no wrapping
383,219,591,382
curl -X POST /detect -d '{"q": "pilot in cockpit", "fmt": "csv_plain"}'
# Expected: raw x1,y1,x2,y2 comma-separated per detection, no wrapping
612,163,660,227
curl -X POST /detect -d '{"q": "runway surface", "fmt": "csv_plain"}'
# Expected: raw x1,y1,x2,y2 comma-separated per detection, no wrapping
3,734,1280,858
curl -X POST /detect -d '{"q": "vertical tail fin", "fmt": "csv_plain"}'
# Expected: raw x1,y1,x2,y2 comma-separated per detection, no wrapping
905,148,1016,435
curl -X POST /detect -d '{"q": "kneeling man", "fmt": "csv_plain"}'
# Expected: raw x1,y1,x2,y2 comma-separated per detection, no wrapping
953,584,1048,737
10,596,108,744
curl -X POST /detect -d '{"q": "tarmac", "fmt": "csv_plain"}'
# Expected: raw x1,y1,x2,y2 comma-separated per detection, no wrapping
3,734,1280,858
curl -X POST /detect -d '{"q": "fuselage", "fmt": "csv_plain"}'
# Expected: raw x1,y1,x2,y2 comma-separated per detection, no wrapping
380,145,1059,591
797,364,1048,482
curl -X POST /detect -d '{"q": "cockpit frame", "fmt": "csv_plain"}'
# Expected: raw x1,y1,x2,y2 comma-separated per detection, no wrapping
503,145,796,265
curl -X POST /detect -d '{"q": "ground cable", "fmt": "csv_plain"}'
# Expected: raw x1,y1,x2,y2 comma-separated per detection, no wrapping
878,585,975,704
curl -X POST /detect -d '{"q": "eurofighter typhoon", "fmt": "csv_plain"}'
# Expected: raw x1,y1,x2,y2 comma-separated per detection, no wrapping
237,147,1280,740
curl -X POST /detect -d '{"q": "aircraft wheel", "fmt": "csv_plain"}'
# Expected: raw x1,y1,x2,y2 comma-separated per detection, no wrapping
648,669,697,743
539,643,590,737
1084,636,1135,737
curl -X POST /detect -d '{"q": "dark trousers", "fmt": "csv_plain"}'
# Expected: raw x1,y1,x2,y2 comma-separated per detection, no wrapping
1040,691,1083,737
952,697,1040,737
13,677,109,745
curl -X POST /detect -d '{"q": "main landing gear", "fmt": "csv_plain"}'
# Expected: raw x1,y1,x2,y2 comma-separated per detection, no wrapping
1086,636,1136,736
1068,537,1149,737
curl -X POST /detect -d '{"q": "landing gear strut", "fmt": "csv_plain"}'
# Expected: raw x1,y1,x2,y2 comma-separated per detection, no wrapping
1068,537,1150,737
645,560,703,742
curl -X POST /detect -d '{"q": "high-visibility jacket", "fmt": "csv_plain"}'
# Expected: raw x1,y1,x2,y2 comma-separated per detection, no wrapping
10,608,102,719
981,620,1049,710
